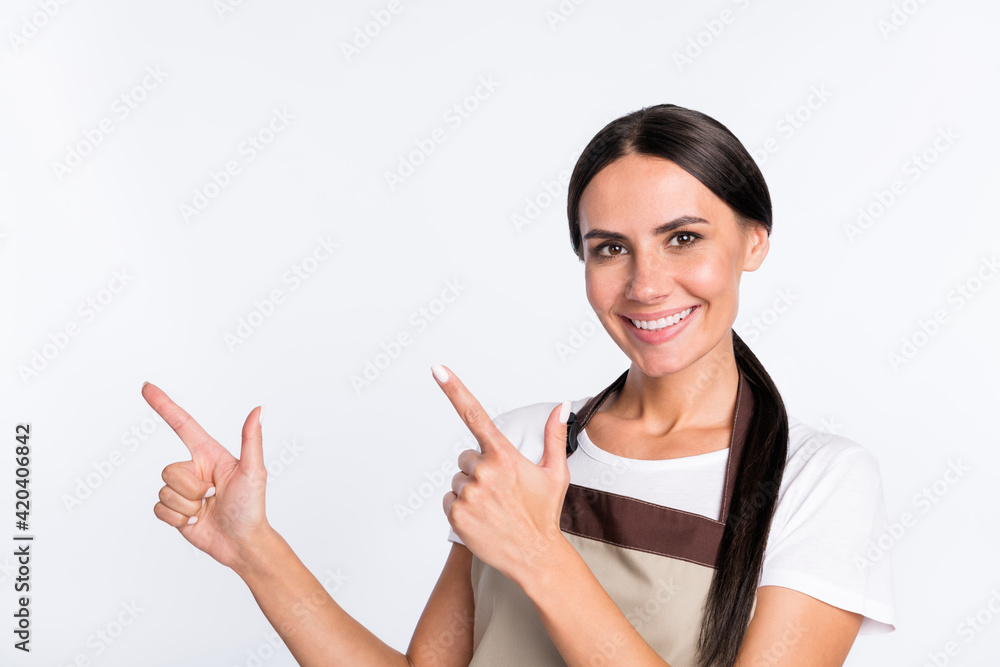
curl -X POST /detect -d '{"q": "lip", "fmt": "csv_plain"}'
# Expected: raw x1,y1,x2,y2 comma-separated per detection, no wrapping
618,305,698,320
618,305,699,344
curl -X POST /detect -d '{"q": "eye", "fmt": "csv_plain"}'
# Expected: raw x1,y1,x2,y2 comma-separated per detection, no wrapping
595,242,627,258
668,232,701,247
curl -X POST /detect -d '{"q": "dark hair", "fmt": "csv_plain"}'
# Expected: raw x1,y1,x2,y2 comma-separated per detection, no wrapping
566,104,789,667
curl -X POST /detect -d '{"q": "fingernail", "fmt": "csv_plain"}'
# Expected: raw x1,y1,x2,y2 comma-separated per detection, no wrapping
142,381,150,389
187,515,198,525
205,486,216,499
559,401,571,425
431,364,449,383
258,405,266,427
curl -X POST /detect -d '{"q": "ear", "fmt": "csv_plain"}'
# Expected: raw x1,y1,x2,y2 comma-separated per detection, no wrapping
742,223,770,272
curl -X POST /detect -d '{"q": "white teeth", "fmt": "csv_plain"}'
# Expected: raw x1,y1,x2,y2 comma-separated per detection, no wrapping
630,307,693,331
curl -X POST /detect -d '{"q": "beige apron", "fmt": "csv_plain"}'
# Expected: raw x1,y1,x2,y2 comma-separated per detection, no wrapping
468,367,756,666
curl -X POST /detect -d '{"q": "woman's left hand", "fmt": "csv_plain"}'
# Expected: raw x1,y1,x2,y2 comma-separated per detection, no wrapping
434,364,572,586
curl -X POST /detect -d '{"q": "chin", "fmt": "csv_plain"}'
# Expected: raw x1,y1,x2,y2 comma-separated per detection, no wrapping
630,355,690,377
612,331,727,380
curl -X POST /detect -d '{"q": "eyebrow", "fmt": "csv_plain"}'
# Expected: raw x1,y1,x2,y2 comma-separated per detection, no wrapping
582,216,710,242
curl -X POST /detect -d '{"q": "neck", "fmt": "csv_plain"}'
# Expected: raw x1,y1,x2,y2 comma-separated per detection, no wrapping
610,332,741,435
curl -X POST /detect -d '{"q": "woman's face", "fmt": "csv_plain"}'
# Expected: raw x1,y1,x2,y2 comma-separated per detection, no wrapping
578,153,769,378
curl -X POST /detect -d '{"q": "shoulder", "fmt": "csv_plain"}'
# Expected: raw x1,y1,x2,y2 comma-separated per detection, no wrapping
769,414,890,553
763,414,896,633
782,414,885,495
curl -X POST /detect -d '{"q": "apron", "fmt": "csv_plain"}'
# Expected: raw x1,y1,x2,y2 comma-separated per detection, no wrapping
468,366,756,666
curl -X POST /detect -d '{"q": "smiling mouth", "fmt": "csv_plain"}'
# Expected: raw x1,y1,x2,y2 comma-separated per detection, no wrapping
625,307,695,331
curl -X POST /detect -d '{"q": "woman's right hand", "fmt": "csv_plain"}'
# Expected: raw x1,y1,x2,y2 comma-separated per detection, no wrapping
143,381,270,572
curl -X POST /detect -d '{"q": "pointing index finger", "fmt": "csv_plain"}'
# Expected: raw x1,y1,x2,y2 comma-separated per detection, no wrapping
430,365,505,454
141,381,216,457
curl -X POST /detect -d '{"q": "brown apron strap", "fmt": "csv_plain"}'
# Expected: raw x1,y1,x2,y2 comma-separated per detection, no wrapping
565,368,628,456
720,368,751,521
564,364,754,523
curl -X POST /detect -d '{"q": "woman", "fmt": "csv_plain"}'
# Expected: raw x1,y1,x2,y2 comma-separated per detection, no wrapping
147,104,895,666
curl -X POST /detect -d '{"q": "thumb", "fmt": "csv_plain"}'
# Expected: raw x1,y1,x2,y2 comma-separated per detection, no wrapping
237,405,267,476
538,401,571,473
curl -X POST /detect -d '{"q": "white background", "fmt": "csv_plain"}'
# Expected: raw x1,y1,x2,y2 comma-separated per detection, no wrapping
1,0,998,665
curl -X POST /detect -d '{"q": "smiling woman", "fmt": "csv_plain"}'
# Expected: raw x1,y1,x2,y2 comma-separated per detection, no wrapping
146,104,894,667
443,104,895,666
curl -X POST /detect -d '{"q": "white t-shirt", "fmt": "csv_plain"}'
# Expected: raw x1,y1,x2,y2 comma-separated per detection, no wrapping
447,398,896,635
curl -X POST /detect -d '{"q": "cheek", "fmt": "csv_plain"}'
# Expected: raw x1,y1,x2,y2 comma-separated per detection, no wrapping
584,267,627,332
583,266,606,308
684,253,737,300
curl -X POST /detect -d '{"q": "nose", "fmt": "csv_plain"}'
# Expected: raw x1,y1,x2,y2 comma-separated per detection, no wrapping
625,250,673,302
